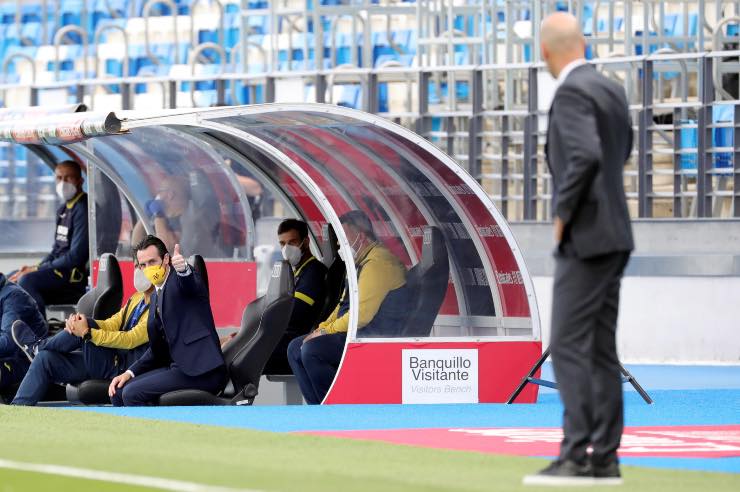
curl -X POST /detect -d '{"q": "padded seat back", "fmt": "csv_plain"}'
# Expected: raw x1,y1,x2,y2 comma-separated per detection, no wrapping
76,253,123,320
401,226,449,337
318,223,345,323
225,260,295,393
189,254,209,297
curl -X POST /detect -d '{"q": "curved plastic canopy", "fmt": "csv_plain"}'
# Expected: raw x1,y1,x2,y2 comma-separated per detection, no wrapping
0,104,543,403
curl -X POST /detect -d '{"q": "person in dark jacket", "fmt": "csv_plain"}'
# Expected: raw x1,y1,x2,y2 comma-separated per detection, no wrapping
259,219,327,375
287,211,409,404
523,13,633,487
108,235,227,406
9,160,89,315
10,267,152,406
0,273,47,398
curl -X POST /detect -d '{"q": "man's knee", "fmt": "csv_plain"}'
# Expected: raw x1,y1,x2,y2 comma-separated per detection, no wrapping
17,274,38,293
300,338,333,369
120,382,154,406
287,336,305,364
35,350,56,371
120,384,141,406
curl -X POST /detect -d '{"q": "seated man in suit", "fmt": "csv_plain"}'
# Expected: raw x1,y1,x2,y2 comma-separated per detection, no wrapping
108,235,227,406
287,210,409,404
10,260,153,406
0,273,47,400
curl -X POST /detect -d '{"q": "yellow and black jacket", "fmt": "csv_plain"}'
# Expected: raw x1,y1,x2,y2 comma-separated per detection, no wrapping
320,242,409,337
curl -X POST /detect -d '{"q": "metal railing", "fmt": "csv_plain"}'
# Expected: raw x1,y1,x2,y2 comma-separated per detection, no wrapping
0,1,738,221
0,49,737,221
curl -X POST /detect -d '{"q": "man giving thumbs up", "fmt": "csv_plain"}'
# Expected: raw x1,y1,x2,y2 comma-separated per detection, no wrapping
109,235,227,406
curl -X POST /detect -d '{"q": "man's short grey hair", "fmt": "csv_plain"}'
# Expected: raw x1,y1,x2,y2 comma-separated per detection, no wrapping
339,210,376,239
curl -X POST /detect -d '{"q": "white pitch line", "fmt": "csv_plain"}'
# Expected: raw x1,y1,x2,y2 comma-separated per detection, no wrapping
0,458,263,492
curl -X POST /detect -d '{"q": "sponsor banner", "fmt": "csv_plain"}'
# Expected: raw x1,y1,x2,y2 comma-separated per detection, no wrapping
0,112,122,145
401,349,478,404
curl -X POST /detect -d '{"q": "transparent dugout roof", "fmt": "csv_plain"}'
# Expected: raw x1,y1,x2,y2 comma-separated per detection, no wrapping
0,104,539,341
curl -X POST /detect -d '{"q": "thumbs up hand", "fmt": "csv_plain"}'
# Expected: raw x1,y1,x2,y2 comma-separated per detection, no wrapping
171,243,188,273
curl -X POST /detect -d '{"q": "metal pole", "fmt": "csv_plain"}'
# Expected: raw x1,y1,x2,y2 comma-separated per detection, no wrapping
697,56,714,217
265,75,275,103
314,73,326,103
468,69,484,181
522,66,539,220
672,107,682,218
416,70,431,137
638,58,654,218
363,72,378,113
501,114,510,220
734,105,740,217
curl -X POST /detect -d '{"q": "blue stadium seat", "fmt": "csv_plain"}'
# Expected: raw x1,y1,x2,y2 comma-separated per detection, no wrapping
392,30,416,55
60,0,84,27
713,104,734,171
2,46,38,75
0,4,13,25
680,105,736,174
336,84,361,109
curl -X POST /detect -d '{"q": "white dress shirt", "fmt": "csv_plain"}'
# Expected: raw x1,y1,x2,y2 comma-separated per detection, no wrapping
556,58,587,85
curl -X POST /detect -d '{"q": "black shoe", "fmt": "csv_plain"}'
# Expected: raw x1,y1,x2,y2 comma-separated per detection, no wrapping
592,461,623,485
11,320,40,363
523,459,594,486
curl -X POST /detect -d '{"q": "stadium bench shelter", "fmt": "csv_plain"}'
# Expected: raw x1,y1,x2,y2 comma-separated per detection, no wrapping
0,103,542,404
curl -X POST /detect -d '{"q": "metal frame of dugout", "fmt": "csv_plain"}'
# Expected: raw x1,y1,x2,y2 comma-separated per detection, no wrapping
0,103,543,404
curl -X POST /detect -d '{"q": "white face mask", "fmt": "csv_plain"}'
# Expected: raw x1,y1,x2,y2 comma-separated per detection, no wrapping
348,234,363,260
56,181,77,202
133,267,152,293
338,234,363,262
281,243,303,267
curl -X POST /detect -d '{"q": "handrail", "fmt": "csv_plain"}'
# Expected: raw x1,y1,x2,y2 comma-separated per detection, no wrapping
103,0,122,19
190,0,225,48
712,16,740,101
330,14,366,68
91,22,131,110
649,48,689,104
229,41,267,104
325,63,359,105
385,13,405,56
143,0,179,67
189,42,226,107
53,26,90,81
1,52,36,104
93,23,131,79
377,59,413,113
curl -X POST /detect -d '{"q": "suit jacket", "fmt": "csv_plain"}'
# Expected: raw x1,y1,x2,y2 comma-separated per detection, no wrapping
546,64,634,258
129,268,224,377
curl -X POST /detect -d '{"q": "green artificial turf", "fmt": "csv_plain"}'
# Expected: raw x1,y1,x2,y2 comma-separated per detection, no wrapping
0,468,155,492
0,406,737,491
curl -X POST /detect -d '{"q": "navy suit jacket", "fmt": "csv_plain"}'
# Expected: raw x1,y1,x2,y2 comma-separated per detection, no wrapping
129,268,224,377
546,64,634,258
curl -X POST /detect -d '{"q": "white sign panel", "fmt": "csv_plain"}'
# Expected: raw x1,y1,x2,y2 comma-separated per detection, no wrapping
401,349,479,404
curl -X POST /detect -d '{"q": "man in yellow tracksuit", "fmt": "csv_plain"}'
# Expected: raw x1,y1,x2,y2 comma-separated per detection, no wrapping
287,210,410,404
11,270,153,406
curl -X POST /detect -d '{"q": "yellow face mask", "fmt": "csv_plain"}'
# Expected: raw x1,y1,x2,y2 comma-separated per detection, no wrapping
143,263,167,287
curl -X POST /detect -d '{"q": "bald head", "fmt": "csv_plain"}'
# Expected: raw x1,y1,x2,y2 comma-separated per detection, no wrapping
540,12,586,78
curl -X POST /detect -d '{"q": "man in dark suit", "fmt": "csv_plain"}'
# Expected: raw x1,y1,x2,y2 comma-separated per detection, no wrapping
108,235,226,406
524,13,633,486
